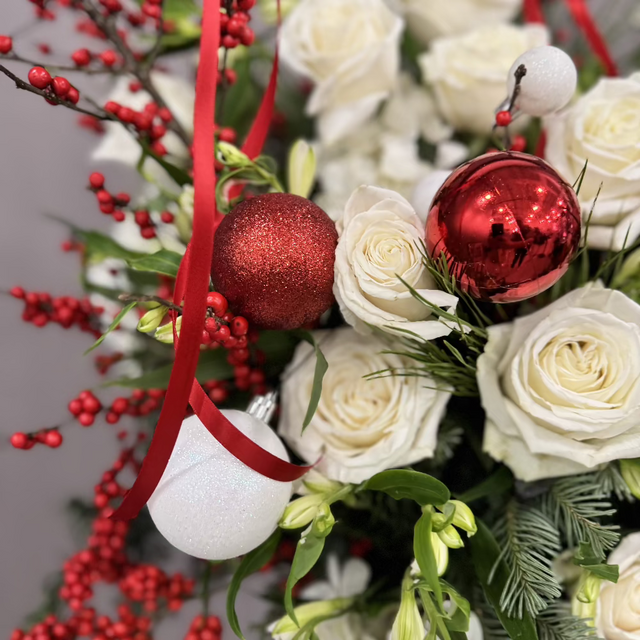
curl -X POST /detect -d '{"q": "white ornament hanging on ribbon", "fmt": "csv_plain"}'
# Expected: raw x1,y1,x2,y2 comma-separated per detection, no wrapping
507,45,577,117
148,396,292,560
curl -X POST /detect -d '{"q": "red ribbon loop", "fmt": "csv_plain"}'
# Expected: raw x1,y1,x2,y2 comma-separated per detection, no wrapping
113,0,309,521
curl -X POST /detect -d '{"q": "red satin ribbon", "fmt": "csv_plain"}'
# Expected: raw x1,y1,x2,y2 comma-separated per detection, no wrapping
113,0,309,521
523,0,617,77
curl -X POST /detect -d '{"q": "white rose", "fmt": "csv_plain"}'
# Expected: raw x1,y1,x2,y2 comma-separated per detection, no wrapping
279,327,450,483
419,24,549,135
478,284,640,481
93,72,194,183
597,532,640,640
391,0,521,44
334,186,459,341
545,74,640,251
280,0,403,145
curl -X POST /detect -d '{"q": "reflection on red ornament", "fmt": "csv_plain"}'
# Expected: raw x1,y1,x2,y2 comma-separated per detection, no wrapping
425,152,581,303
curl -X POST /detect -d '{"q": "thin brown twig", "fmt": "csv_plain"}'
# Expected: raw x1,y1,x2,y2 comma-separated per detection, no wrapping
144,0,167,72
118,293,182,313
1,52,116,75
78,0,191,148
0,63,113,119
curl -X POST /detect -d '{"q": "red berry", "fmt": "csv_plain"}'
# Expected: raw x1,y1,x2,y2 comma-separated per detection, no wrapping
218,127,236,143
111,397,129,414
113,210,125,222
206,292,228,316
150,141,167,156
239,27,255,46
221,35,239,49
10,432,29,449
140,227,156,239
226,18,244,37
98,49,118,67
209,387,227,404
45,430,63,448
52,76,71,97
213,325,231,342
78,413,95,427
134,210,151,227
28,66,52,89
66,87,80,104
117,107,135,123
68,399,83,416
231,316,249,336
133,112,152,131
150,124,167,140
10,286,25,299
160,211,174,224
510,135,527,153
104,100,120,114
96,189,113,205
89,172,105,189
158,107,172,123
72,48,91,66
82,395,102,414
0,35,13,54
239,0,256,8
100,202,115,214
142,3,162,18
495,110,512,127
115,192,130,205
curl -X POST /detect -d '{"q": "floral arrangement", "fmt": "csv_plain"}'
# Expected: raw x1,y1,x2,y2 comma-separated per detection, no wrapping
4,1,640,640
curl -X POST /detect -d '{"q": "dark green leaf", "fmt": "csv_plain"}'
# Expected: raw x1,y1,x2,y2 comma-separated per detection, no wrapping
127,249,183,278
573,542,619,583
414,509,444,613
226,530,280,640
469,520,539,640
456,467,514,504
441,581,471,633
138,141,192,186
75,228,146,263
295,331,328,432
363,470,450,506
84,302,137,355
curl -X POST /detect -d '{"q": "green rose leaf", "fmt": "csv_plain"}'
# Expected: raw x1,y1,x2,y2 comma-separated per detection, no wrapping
226,529,281,640
363,469,450,506
469,520,539,640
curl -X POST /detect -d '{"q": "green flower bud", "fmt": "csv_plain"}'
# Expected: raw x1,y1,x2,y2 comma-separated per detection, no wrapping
154,316,181,343
137,305,168,333
269,598,353,636
217,141,250,167
449,500,477,536
572,573,601,623
279,494,325,530
621,459,640,499
287,139,316,199
438,524,464,549
309,502,335,538
390,576,424,640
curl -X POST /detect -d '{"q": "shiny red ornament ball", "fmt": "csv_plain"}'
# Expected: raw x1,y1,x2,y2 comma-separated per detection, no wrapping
211,193,338,330
425,151,581,303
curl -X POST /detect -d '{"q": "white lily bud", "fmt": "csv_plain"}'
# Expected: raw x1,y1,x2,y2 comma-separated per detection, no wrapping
300,469,344,496
268,598,353,638
137,305,168,333
621,459,640,499
572,573,601,623
410,535,449,578
287,139,316,199
279,494,325,530
438,525,464,549
390,577,425,640
449,500,477,536
154,316,181,343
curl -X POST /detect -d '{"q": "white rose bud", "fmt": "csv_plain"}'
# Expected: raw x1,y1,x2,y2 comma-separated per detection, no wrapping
279,328,450,484
596,533,640,640
280,0,404,145
478,284,640,481
545,73,640,251
334,185,459,341
419,24,549,135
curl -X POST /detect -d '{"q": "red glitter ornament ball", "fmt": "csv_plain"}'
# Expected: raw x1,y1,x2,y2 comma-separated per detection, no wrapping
425,152,581,303
212,193,338,330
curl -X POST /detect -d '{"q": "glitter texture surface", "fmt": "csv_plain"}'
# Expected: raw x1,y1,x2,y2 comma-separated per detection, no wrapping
211,193,338,330
147,411,292,561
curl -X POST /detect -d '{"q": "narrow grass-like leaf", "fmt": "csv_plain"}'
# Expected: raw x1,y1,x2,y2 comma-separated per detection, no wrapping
84,302,137,355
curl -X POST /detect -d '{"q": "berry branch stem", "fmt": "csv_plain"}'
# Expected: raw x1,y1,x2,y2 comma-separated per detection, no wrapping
0,63,112,119
143,0,167,73
118,293,182,314
1,52,115,75
78,0,191,148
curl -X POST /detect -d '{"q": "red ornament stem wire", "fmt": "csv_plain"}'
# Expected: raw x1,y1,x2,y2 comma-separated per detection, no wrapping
523,0,618,76
113,0,308,522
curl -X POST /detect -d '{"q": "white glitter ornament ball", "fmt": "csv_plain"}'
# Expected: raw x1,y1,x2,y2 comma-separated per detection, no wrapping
148,410,292,560
507,46,577,117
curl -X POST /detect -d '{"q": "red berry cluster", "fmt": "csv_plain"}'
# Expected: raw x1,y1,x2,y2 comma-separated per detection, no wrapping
103,100,171,157
10,287,103,337
202,380,229,404
68,390,103,427
28,66,80,105
120,565,194,613
184,615,223,640
78,114,106,134
70,47,120,69
10,614,77,640
220,0,256,49
0,35,13,54
74,20,106,41
94,351,123,375
10,428,63,450
88,171,130,221
141,0,163,20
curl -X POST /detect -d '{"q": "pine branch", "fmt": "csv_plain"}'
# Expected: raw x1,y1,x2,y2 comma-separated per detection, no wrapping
595,463,635,503
540,475,620,558
537,602,596,640
493,502,562,619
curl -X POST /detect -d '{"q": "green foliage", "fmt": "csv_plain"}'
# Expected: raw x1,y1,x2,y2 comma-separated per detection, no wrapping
127,249,182,278
540,474,620,558
294,331,328,433
573,542,619,583
362,469,450,506
536,603,596,640
456,468,514,505
227,530,281,640
493,503,561,619
469,520,539,640
84,302,137,355
414,509,444,612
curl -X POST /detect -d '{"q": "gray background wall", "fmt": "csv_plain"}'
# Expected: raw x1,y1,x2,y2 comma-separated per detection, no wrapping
0,1,268,635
